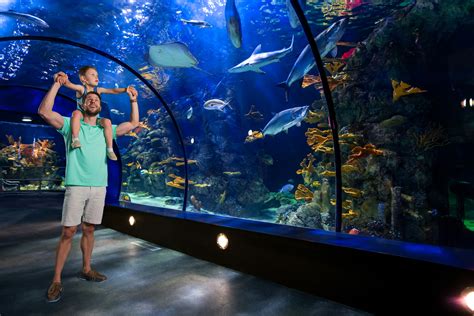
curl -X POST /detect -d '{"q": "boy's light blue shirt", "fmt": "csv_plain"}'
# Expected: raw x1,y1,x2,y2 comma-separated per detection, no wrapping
57,116,117,186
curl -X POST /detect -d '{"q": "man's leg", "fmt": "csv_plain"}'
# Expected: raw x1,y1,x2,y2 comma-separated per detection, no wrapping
81,222,95,273
79,187,107,282
47,225,77,302
53,226,78,282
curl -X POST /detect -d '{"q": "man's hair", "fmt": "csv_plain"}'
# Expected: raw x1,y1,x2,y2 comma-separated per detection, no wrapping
82,91,101,104
78,65,97,77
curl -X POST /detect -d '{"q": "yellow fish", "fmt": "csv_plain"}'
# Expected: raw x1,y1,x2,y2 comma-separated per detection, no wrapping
219,191,227,204
341,164,359,173
126,162,134,167
126,131,139,138
166,181,185,190
320,170,336,177
342,187,363,198
245,131,264,143
325,61,345,74
311,180,321,187
342,209,358,218
392,79,426,102
175,159,197,166
193,183,211,188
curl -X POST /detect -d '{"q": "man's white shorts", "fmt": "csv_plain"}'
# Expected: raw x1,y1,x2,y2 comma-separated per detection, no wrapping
61,186,107,226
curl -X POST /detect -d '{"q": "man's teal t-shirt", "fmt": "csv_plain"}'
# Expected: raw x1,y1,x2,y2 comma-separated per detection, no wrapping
57,117,117,186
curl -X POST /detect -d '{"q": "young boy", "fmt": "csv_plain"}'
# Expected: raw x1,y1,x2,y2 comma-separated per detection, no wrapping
54,66,129,160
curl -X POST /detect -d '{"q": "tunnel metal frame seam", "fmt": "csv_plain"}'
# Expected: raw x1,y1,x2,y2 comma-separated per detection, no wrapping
290,0,343,232
0,35,190,212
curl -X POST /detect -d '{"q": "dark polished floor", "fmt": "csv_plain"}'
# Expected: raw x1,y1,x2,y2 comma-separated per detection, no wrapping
0,192,370,316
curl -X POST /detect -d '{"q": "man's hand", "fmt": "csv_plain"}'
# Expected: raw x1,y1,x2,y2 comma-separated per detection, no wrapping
54,72,68,86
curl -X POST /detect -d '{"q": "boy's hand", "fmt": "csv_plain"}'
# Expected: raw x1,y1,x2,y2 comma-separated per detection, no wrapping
127,86,138,101
54,72,68,85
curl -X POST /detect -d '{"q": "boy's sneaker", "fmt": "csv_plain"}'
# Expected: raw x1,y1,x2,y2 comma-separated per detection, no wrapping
46,282,63,303
79,269,107,282
107,150,117,161
71,138,81,149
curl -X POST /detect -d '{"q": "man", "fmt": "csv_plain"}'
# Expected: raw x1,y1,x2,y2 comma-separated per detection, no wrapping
38,74,139,303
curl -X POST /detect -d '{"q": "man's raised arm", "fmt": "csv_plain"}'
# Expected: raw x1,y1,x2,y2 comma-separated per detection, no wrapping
116,86,140,137
38,79,65,130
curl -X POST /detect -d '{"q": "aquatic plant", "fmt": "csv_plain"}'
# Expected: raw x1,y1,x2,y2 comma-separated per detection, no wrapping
410,124,449,152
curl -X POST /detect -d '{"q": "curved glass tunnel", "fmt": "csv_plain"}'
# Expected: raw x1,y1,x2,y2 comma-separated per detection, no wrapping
1,0,473,249
0,0,473,270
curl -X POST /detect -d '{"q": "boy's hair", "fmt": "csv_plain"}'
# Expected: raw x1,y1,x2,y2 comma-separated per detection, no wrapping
82,91,101,104
78,65,97,77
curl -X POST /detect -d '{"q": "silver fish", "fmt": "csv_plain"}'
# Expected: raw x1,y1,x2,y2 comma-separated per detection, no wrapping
110,109,124,116
225,0,242,48
203,99,232,112
149,42,199,68
262,106,309,136
180,18,212,28
186,106,193,119
277,18,347,99
228,36,294,74
0,10,49,28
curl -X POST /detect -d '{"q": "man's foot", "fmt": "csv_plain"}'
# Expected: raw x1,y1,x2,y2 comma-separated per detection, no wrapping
79,269,107,282
46,282,63,303
71,137,81,149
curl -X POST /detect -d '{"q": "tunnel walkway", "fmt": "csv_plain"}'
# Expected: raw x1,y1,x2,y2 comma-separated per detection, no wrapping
0,192,369,315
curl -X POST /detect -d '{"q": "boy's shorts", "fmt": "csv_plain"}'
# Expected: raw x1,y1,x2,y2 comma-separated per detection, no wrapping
61,186,107,226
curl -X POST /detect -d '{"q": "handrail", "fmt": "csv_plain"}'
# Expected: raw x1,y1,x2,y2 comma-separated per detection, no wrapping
0,35,189,211
290,0,343,232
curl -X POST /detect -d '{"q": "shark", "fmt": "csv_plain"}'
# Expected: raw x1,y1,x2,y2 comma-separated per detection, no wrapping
277,18,348,99
0,10,49,28
262,106,309,136
225,0,242,48
228,35,294,74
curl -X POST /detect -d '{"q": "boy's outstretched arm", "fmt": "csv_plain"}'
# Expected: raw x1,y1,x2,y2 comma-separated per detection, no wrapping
54,71,84,94
97,87,128,95
38,77,65,129
116,87,140,136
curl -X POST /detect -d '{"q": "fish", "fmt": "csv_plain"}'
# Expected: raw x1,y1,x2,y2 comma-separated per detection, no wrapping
245,105,264,120
286,0,306,28
186,106,193,119
279,183,295,193
194,183,211,188
203,99,232,111
110,109,124,116
287,0,299,28
245,131,264,143
223,171,241,176
262,106,309,136
348,228,360,235
190,195,202,211
391,79,426,102
341,47,356,59
228,36,294,74
277,18,348,100
225,0,242,48
0,10,49,28
149,42,199,68
180,18,212,28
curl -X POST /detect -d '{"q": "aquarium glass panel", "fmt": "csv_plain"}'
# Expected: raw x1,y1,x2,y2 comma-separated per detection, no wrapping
0,0,473,249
